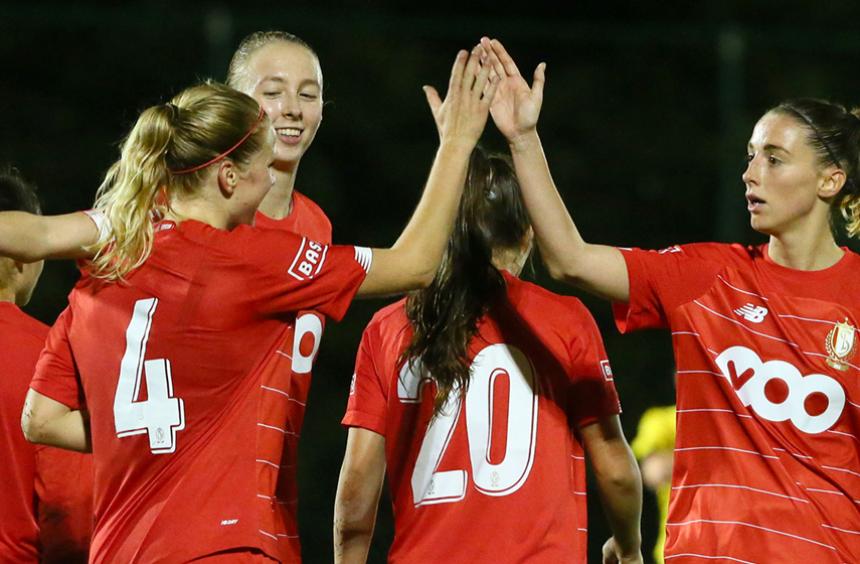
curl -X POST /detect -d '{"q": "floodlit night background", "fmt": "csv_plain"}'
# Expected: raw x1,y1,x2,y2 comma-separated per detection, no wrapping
4,2,860,561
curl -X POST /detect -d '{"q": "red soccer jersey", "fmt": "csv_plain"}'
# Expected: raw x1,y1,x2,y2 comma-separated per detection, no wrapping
255,190,332,553
253,190,332,244
343,273,621,563
614,243,860,563
31,220,369,563
0,302,92,564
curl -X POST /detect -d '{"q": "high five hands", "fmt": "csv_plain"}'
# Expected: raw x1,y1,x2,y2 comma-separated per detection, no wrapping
424,43,501,148
480,37,546,145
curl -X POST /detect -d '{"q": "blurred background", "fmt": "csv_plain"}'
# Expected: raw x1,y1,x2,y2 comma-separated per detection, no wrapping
4,2,860,561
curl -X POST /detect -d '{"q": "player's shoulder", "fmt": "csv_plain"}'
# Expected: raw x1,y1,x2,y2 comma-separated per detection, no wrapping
293,190,332,237
366,298,410,336
662,241,756,263
0,303,49,345
293,190,330,221
504,272,595,335
176,219,304,257
505,274,595,327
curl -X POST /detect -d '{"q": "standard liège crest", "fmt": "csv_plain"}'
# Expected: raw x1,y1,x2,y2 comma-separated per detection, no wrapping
826,318,856,371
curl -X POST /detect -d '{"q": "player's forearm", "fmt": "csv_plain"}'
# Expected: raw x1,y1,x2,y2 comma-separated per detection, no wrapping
391,141,472,284
0,211,98,262
594,443,643,557
360,142,471,296
509,131,588,278
333,484,379,564
509,132,630,301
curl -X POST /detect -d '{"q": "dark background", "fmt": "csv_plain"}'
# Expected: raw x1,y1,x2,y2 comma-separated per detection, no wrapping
4,2,860,561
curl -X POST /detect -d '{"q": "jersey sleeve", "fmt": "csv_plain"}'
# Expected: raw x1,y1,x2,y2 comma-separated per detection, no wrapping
30,307,82,410
612,244,724,333
230,226,371,322
565,300,622,428
341,318,388,435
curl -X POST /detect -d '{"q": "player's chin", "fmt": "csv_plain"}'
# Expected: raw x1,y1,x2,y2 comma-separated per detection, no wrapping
274,143,305,166
749,215,777,237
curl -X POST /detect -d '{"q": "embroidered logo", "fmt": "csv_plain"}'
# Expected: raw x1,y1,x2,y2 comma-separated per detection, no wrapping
599,360,614,381
826,319,856,372
734,303,769,323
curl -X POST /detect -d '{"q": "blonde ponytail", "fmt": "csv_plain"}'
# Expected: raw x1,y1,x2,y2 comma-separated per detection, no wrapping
88,82,269,280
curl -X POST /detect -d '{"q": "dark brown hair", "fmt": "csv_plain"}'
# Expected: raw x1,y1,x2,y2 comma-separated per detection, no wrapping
402,146,531,415
0,166,41,215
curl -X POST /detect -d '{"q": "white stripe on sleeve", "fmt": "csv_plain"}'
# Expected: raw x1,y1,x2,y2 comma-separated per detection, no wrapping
83,209,112,242
354,247,373,273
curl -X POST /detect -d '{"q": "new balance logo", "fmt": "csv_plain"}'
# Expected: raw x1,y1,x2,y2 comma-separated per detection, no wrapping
220,519,239,526
734,303,768,323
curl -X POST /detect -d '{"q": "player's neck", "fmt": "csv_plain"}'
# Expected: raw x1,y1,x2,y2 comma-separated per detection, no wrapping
767,228,843,271
165,198,233,230
0,286,18,305
258,166,297,220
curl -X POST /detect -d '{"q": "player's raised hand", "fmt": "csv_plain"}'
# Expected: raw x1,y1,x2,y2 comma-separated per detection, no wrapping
602,536,644,564
480,37,545,144
423,44,500,148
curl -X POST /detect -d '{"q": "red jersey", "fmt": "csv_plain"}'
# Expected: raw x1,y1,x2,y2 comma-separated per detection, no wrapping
255,190,332,553
614,243,860,563
31,220,369,563
0,302,92,564
343,273,621,563
253,190,332,244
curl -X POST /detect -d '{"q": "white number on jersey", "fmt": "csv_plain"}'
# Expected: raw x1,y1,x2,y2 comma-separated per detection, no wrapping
114,298,186,454
398,344,539,506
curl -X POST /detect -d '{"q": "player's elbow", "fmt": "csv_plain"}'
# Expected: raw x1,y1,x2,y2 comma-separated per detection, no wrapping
399,253,438,290
333,502,375,551
597,457,642,496
21,406,49,445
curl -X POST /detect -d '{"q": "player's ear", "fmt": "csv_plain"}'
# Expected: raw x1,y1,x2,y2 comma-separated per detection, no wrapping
217,161,238,197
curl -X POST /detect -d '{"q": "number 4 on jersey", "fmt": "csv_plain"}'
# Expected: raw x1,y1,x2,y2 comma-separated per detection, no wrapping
114,298,185,454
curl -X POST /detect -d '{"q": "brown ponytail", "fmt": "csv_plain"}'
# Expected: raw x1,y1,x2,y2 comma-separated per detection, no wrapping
401,146,531,415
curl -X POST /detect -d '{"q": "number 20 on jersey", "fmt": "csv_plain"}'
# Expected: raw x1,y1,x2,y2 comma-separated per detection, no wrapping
399,344,539,506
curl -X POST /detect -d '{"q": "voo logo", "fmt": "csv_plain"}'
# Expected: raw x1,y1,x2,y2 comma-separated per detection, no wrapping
715,346,845,434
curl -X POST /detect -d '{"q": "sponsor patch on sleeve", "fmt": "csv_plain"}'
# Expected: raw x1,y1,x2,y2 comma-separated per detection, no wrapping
287,237,329,281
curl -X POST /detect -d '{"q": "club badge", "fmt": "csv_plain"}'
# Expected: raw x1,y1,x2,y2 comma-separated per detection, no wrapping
826,318,856,371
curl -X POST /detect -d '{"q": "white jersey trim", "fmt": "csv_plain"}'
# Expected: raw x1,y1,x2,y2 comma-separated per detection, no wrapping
354,246,373,273
83,209,112,243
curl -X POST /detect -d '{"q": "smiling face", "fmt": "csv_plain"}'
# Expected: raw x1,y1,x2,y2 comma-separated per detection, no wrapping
742,111,836,236
241,41,323,169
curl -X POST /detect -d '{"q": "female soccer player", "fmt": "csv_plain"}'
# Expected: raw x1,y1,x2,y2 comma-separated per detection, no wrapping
483,37,860,563
0,167,91,563
333,147,642,563
20,44,498,563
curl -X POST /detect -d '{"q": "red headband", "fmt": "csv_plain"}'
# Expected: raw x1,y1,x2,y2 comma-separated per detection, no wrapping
170,106,266,175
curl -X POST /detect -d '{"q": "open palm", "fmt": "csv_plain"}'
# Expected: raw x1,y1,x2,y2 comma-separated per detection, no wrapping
482,37,545,142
